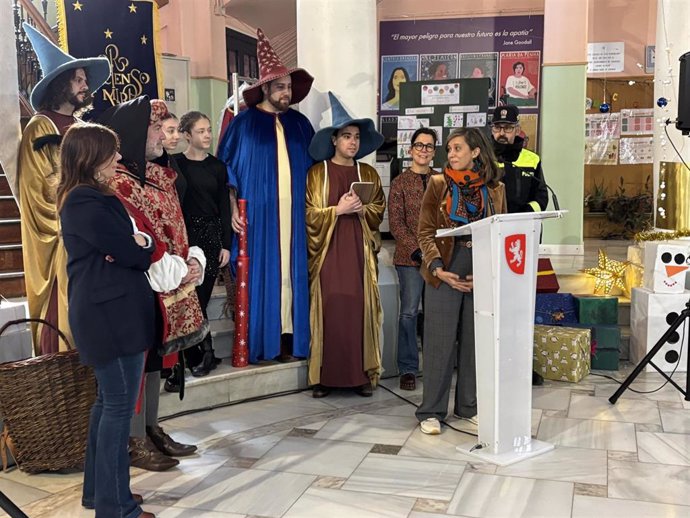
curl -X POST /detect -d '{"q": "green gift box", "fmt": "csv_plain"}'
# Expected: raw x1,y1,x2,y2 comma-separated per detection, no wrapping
569,323,621,350
533,325,591,382
592,348,620,370
575,295,618,325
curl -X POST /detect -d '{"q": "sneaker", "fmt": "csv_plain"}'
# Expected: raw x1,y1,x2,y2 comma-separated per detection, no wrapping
455,415,478,426
420,417,441,435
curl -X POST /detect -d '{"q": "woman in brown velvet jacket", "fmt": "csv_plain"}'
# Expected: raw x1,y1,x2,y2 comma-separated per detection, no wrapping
415,127,507,436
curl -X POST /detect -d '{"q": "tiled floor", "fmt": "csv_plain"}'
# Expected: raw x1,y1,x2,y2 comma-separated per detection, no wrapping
2,364,690,518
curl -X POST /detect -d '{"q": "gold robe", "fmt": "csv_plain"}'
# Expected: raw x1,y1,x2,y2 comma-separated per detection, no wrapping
305,161,386,386
17,115,72,353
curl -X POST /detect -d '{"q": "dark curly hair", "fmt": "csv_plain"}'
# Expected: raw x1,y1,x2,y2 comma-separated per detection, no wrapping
37,68,93,112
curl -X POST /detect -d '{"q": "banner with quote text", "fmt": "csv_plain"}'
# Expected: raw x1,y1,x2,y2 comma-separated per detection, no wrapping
379,15,544,152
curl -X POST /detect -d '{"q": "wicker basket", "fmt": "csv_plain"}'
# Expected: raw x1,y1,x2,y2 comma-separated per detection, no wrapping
0,319,96,473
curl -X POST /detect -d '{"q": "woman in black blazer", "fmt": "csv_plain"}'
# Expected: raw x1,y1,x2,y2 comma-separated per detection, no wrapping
58,123,156,518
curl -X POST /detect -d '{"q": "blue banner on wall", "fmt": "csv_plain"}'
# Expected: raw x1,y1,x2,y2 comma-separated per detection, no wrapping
57,0,162,116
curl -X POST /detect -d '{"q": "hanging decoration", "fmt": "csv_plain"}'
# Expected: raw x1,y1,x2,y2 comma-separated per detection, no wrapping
657,97,668,107
599,102,610,113
582,249,629,295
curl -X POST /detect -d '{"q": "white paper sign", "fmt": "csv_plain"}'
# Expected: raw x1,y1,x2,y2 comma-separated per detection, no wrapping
405,107,435,115
585,113,621,139
587,42,625,73
619,137,654,164
397,130,414,145
421,83,460,105
449,105,481,113
466,112,487,128
443,113,464,128
397,116,418,130
620,109,654,135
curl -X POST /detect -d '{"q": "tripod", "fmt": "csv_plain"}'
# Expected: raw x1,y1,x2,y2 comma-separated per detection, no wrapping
0,491,28,518
610,298,690,404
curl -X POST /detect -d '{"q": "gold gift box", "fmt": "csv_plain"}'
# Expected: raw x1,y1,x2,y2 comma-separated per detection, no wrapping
533,325,591,382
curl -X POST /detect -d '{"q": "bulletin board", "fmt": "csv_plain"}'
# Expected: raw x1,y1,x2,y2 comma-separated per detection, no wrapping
397,78,490,167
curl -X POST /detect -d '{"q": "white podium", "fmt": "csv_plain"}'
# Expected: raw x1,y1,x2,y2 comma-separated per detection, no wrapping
437,210,567,466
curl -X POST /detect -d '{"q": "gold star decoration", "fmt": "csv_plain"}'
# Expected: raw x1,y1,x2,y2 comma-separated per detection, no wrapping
72,1,83,10
104,28,113,39
140,35,148,45
129,3,137,13
582,249,629,295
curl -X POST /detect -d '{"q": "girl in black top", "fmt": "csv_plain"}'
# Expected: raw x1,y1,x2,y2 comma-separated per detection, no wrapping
174,111,232,376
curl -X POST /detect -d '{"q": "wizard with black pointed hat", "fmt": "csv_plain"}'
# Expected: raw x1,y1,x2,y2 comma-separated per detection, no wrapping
305,92,386,398
17,23,110,355
217,28,315,364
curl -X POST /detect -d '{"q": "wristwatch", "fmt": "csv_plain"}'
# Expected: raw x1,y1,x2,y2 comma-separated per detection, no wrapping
431,266,440,277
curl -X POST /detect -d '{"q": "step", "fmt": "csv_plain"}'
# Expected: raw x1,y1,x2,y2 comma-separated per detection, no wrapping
158,359,307,418
0,244,23,272
210,317,234,360
207,284,231,321
0,272,26,298
0,196,19,219
0,176,13,196
0,219,21,245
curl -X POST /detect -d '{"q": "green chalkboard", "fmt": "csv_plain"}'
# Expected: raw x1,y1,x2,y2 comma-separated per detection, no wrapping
398,78,490,166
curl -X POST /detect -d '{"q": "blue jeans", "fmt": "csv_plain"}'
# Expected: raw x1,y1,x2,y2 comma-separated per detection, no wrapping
82,352,145,518
396,266,425,375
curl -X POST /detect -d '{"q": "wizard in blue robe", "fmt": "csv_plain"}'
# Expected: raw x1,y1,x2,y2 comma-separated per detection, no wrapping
217,28,315,363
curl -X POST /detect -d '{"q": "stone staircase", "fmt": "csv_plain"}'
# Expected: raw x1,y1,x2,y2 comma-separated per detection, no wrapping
158,283,313,418
0,172,24,298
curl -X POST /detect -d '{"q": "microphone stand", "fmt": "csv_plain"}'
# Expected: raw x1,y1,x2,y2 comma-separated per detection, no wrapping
524,171,560,211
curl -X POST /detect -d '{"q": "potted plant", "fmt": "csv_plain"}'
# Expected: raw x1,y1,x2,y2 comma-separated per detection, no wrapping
602,176,653,239
584,179,608,212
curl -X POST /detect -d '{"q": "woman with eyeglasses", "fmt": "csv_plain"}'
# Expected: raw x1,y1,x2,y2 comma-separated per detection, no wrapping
415,127,506,435
388,127,438,391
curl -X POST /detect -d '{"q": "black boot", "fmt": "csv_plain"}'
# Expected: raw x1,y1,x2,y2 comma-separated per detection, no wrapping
191,340,215,377
164,363,182,393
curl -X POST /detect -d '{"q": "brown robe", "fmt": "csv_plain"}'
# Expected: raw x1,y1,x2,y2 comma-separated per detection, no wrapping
305,160,386,387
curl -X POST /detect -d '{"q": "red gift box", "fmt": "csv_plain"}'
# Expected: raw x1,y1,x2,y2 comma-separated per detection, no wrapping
536,257,559,293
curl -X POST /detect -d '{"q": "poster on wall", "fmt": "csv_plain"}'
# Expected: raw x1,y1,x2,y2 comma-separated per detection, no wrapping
518,113,539,152
585,138,619,165
619,137,654,164
585,113,621,139
498,51,540,108
379,115,398,143
459,52,498,107
380,55,419,111
620,108,654,135
420,53,458,80
379,15,544,122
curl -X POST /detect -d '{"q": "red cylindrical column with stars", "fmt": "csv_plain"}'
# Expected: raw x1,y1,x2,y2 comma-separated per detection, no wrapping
232,199,249,367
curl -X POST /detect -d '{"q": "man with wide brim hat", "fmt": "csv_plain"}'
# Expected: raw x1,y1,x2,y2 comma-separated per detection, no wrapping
305,92,386,399
217,28,315,364
308,92,385,162
17,23,110,355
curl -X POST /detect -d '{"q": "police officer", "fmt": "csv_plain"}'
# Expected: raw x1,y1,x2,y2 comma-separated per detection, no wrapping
490,105,548,214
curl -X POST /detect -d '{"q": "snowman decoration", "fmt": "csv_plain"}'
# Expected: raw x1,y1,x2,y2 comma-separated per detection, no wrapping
643,243,690,294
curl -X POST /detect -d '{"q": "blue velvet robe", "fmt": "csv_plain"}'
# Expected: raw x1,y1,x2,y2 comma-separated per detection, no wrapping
217,107,315,362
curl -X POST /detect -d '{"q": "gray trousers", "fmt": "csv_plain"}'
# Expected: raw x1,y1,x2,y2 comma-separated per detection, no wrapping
416,245,477,422
130,371,161,438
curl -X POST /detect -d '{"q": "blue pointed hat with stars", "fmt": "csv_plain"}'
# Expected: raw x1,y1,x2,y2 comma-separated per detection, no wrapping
309,92,384,162
23,22,111,110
